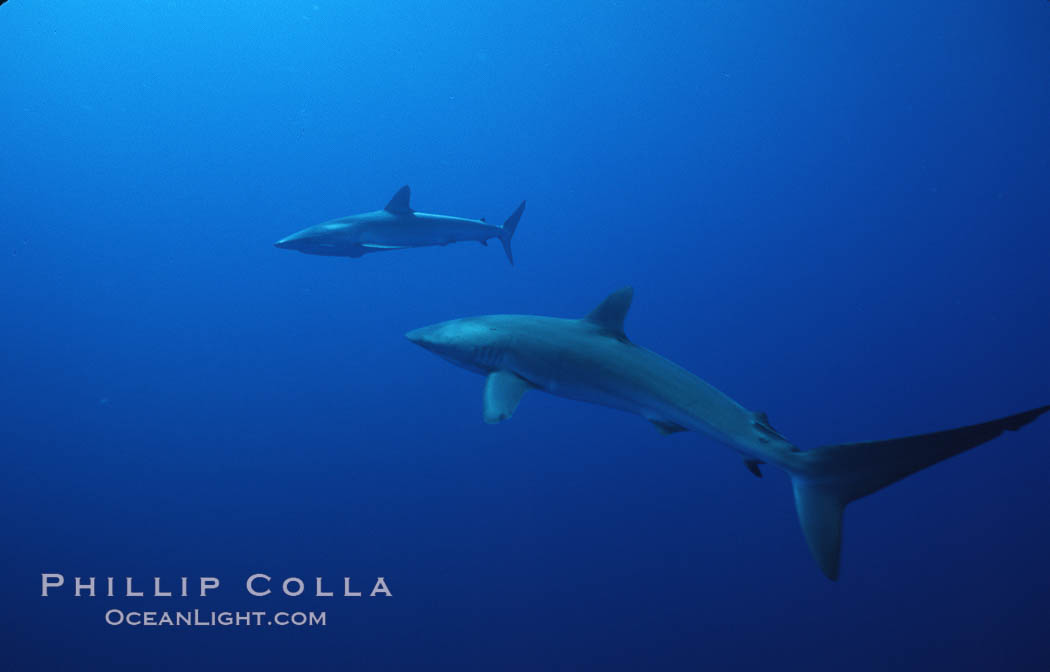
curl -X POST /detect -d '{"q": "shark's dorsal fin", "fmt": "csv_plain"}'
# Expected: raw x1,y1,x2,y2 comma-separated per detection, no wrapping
483,370,531,424
583,287,634,338
384,186,413,214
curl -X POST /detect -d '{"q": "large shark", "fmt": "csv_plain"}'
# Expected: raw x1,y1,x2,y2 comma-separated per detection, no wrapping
405,287,1048,579
275,186,526,264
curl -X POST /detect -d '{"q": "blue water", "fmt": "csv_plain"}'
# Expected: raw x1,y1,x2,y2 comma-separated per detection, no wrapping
3,2,1049,669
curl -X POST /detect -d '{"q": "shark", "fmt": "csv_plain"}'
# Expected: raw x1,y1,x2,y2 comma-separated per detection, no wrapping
405,286,1048,579
274,186,526,264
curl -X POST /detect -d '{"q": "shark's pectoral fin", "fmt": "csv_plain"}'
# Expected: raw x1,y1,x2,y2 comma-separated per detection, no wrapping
384,185,413,214
648,419,687,435
360,243,408,250
483,370,532,424
583,287,634,340
744,459,764,478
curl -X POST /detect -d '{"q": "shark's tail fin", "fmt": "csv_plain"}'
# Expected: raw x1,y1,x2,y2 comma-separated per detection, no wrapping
783,404,1048,580
498,201,526,265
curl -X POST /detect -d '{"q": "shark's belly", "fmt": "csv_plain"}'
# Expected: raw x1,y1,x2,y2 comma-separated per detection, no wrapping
535,375,646,416
513,337,758,449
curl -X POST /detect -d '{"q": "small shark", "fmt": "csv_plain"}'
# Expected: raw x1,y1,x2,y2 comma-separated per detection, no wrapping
275,186,526,264
406,287,1048,579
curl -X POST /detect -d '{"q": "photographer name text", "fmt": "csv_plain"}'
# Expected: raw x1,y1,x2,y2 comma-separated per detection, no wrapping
40,573,392,598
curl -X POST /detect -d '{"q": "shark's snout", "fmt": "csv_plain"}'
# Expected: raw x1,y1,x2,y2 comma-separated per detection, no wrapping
406,324,451,352
405,327,430,346
274,226,320,250
274,233,302,250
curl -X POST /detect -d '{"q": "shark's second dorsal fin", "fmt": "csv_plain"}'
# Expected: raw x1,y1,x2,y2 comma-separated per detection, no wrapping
384,186,413,213
752,410,788,442
584,287,634,338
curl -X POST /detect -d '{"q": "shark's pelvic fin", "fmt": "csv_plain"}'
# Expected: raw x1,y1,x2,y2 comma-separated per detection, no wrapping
788,404,1050,580
384,185,413,214
583,287,634,339
483,370,532,423
649,419,687,435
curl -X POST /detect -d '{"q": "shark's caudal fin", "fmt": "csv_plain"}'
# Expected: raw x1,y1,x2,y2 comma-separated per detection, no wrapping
498,201,526,265
786,404,1049,580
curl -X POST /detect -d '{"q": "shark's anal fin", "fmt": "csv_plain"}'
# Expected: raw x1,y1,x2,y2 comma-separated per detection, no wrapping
583,287,634,339
744,459,764,478
649,419,687,435
483,370,531,424
384,185,413,214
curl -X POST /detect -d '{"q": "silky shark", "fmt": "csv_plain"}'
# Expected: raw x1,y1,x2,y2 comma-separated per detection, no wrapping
406,287,1048,579
275,186,526,264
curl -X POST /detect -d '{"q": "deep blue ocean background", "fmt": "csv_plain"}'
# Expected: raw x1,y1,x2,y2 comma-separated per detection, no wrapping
2,2,1049,670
